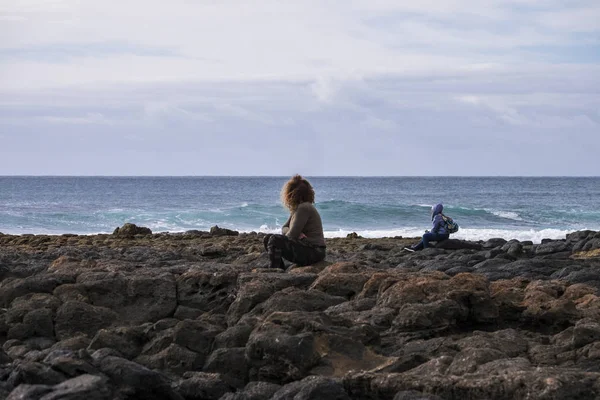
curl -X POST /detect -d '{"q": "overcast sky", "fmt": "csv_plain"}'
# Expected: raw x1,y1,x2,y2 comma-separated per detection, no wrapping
1,0,598,176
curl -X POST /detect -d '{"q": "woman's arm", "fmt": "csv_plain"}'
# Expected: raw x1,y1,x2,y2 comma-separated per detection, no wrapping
286,206,310,239
281,216,291,235
431,214,444,233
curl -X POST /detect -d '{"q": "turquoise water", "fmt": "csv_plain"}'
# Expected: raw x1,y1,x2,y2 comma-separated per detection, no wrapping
0,177,598,242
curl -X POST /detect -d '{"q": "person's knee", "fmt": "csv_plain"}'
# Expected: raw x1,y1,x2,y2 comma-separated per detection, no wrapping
267,234,286,249
263,234,272,250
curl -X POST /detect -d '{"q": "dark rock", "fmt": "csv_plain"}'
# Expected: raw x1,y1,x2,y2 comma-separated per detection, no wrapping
582,238,600,251
78,271,177,324
434,239,482,250
572,320,600,348
174,305,205,320
536,240,568,255
251,287,346,317
185,229,210,237
346,232,363,239
112,223,152,237
54,301,118,340
204,347,248,384
271,376,350,400
43,350,98,377
177,269,238,314
360,243,392,251
501,240,523,258
7,361,66,387
219,381,282,400
226,273,318,326
136,343,204,375
202,246,226,257
210,226,239,237
567,230,596,243
3,230,600,400
177,372,236,400
393,391,444,400
22,374,114,400
97,355,183,400
8,308,54,340
0,276,66,308
6,384,53,400
482,238,507,249
485,247,505,259
213,322,255,349
88,326,146,360
172,319,221,360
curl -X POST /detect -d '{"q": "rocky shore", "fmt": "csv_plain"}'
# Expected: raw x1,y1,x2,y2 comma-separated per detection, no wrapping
0,225,599,399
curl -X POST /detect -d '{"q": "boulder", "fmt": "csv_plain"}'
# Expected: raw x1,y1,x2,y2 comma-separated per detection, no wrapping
112,223,152,237
176,372,237,400
219,381,281,400
434,239,482,250
203,347,248,384
54,301,118,340
210,226,239,237
96,355,183,400
271,376,350,400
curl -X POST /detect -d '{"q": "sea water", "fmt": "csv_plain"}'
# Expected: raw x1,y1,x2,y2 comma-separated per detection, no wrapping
0,176,598,243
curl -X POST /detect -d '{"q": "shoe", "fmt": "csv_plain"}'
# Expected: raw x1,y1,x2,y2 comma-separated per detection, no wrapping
403,247,415,252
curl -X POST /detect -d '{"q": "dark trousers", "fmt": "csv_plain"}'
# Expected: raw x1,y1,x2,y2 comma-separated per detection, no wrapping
263,234,326,268
413,232,449,250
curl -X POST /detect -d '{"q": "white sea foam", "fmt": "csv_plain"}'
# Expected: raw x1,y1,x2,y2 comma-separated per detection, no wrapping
489,210,523,221
314,228,575,243
236,226,576,243
0,226,589,244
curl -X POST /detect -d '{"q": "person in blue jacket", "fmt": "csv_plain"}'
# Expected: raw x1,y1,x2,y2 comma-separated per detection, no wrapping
405,203,449,251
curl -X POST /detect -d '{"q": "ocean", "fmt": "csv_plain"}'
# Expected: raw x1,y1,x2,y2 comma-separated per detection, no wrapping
0,177,598,243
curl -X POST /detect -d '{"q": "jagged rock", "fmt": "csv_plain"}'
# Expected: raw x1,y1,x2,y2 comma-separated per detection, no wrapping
434,239,482,250
213,322,255,349
112,223,152,237
536,240,569,255
177,269,238,314
176,372,237,400
7,361,67,387
226,273,318,326
0,276,68,308
6,384,53,400
43,349,98,377
394,391,444,400
246,311,388,383
482,238,507,249
271,376,350,400
96,355,183,400
88,326,146,360
219,381,281,400
204,347,249,384
54,301,118,340
210,226,239,237
346,232,362,239
136,343,204,375
1,231,600,400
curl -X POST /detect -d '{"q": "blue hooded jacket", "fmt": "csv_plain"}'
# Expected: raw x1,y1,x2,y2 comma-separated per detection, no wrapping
431,203,447,234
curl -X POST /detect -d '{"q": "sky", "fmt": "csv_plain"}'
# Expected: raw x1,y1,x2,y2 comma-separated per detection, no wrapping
0,0,599,176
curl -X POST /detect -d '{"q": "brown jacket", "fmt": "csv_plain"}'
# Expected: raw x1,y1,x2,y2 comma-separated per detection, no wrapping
282,202,325,247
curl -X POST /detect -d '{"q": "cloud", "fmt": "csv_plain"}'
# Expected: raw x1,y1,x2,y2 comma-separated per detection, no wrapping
0,0,598,175
35,112,112,125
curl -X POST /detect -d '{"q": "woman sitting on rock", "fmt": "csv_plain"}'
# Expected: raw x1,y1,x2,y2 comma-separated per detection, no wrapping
405,203,449,252
263,175,326,269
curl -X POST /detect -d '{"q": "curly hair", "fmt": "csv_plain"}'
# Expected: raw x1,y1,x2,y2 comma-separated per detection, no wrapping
280,174,315,211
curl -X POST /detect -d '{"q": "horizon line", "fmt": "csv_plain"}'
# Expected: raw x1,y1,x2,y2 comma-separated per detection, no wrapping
0,175,599,178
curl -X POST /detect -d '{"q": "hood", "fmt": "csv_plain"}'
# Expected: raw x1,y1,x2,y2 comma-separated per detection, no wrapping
431,203,443,219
